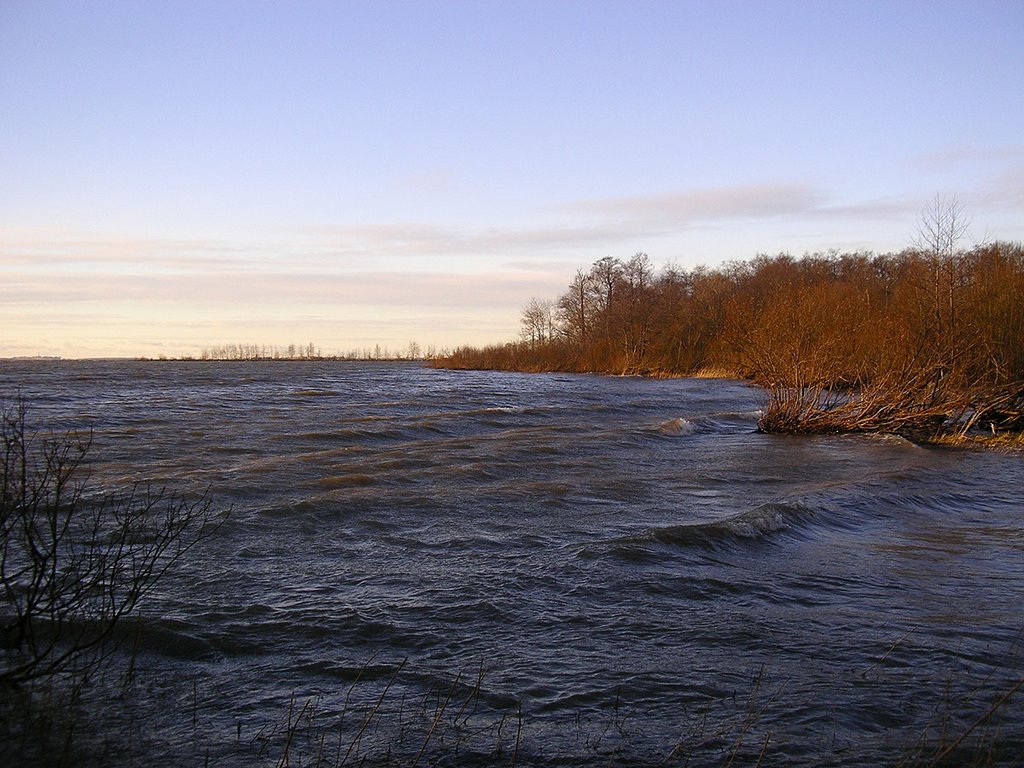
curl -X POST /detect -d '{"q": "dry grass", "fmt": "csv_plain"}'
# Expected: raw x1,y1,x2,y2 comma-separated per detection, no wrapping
7,649,1024,768
690,365,742,380
927,430,1024,453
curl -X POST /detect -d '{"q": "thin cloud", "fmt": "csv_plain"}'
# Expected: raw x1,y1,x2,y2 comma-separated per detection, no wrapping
813,197,920,220
504,259,583,274
0,228,249,269
975,168,1024,212
4,182,926,278
0,268,565,309
561,183,828,224
298,186,828,258
302,221,624,257
911,144,1024,173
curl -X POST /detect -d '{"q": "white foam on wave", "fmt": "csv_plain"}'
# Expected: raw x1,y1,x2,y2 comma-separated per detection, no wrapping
710,409,763,421
658,417,697,436
861,432,923,449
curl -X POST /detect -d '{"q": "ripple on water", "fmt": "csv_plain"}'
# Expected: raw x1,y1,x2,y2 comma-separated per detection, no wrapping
3,360,1023,768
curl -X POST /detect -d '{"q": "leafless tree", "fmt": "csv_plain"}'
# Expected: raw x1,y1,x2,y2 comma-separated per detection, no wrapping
520,298,556,347
1,401,223,689
557,269,593,345
914,194,972,351
588,256,623,340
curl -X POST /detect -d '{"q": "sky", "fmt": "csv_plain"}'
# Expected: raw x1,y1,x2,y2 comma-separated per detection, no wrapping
1,0,1022,359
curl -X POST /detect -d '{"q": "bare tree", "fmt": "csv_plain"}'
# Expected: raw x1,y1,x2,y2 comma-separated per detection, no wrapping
520,298,556,347
557,269,593,345
915,194,970,263
914,194,972,352
1,401,223,688
620,252,655,363
588,256,623,340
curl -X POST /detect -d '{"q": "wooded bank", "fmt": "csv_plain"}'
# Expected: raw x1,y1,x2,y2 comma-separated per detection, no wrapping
437,241,1024,442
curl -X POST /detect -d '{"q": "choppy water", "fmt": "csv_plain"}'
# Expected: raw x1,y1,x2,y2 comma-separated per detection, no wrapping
2,360,1023,766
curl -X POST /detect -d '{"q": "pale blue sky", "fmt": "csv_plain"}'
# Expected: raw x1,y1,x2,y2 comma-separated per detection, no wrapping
2,0,1022,357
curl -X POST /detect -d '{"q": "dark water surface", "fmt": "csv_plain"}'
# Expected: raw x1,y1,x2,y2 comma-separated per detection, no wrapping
3,360,1023,766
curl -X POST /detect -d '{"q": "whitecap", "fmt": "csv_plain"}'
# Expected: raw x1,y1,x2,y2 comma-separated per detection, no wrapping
658,417,697,436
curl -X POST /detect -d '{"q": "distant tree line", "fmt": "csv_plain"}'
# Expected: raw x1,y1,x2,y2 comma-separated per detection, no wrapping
193,341,433,362
199,342,323,361
439,203,1024,441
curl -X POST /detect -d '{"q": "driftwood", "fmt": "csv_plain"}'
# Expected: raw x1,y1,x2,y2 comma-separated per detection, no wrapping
758,369,1023,441
757,363,971,440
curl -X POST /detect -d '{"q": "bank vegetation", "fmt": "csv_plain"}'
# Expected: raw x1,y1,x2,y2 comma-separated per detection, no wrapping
438,205,1023,443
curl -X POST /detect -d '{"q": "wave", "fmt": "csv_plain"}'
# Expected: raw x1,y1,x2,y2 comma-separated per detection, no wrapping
854,432,924,449
709,409,763,422
319,473,376,489
631,501,821,551
580,503,820,561
291,388,339,397
654,410,761,438
111,616,217,660
657,417,697,436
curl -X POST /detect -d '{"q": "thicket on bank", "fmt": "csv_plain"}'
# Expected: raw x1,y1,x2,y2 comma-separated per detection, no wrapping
438,226,1023,441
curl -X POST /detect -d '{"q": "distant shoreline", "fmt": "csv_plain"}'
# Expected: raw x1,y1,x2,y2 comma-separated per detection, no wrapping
1,356,428,364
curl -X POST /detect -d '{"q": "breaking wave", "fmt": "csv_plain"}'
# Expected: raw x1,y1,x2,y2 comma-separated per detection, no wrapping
654,410,761,437
657,417,697,436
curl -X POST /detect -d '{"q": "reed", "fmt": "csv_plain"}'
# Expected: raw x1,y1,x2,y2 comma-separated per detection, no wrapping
6,645,1024,767
899,673,1024,767
691,365,741,380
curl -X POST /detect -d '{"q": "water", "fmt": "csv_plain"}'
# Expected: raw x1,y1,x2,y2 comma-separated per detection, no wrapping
2,360,1023,766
